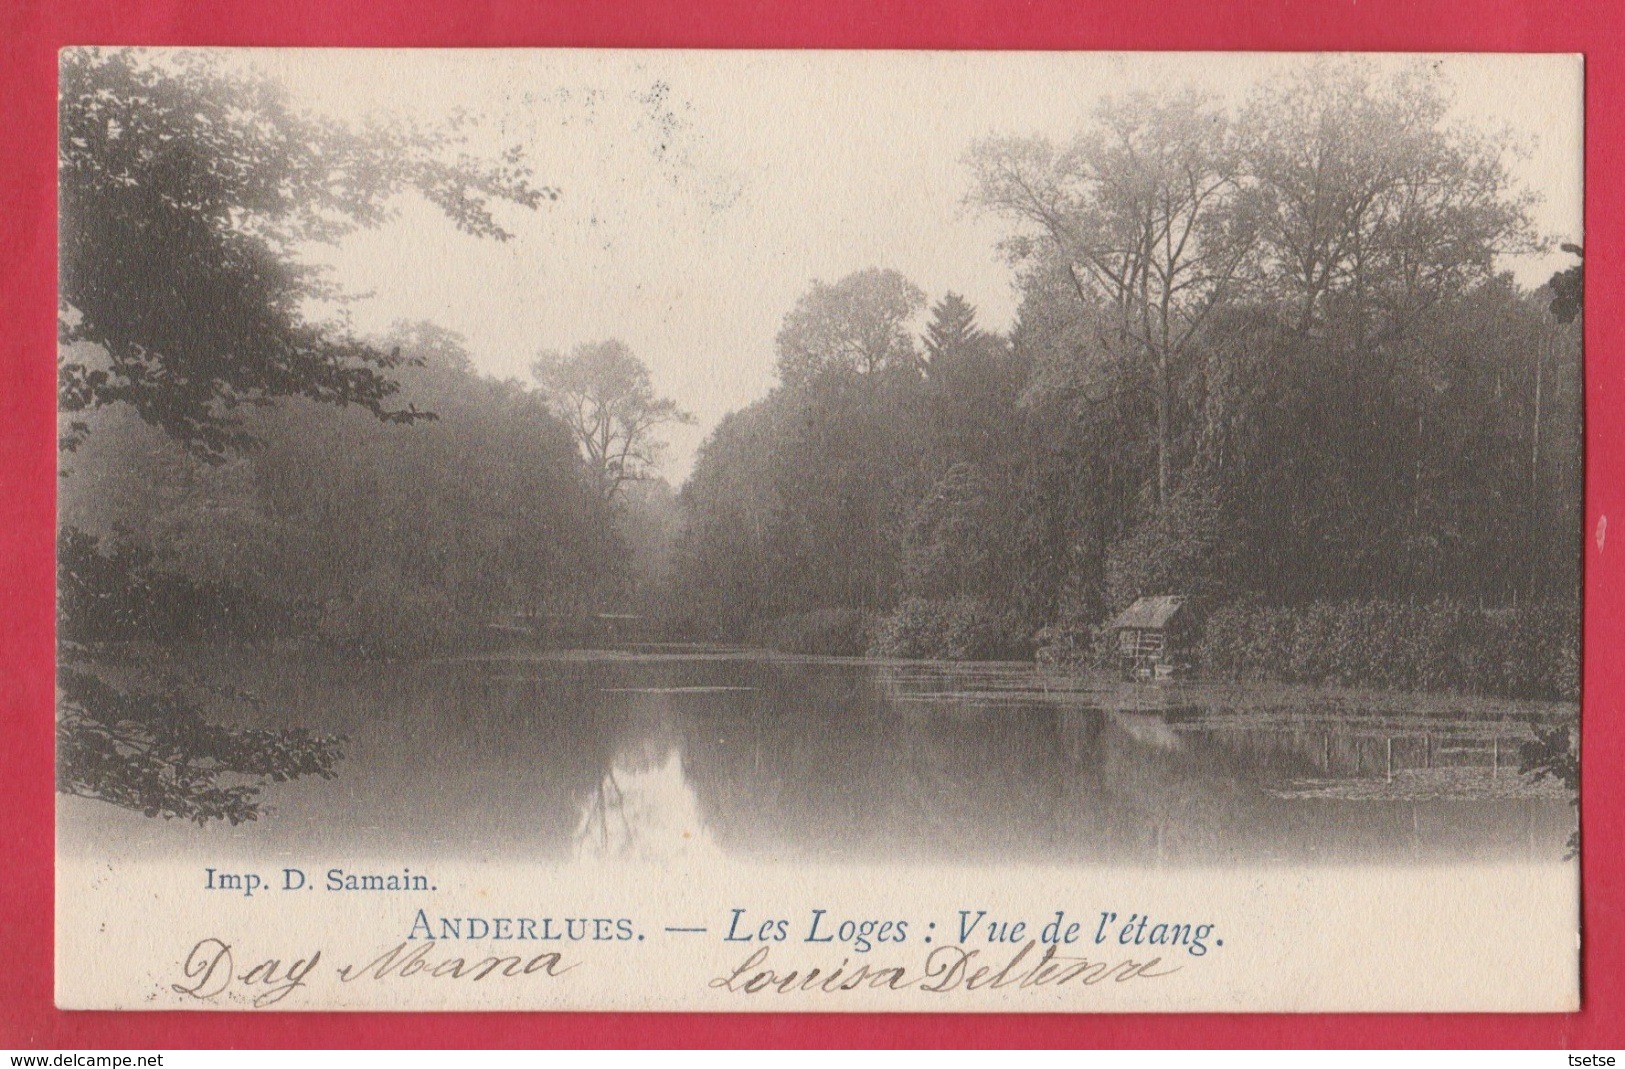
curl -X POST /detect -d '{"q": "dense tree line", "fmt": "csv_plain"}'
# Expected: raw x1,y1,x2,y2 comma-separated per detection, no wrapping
62,323,622,656
671,62,1581,696
56,50,634,821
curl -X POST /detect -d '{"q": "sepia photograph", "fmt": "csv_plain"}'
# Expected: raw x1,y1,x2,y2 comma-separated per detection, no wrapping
51,48,1584,1011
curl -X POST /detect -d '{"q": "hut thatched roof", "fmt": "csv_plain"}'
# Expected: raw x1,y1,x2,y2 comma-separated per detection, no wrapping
1106,595,1185,631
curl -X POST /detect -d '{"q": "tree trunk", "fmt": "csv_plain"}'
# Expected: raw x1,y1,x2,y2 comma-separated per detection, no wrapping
1528,332,1545,600
1156,347,1170,507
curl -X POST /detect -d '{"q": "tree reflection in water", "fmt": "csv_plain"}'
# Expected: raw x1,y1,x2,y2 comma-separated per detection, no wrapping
574,747,720,863
55,650,1577,865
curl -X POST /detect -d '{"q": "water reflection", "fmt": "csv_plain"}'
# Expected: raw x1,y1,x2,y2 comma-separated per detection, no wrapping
56,648,1577,865
574,690,721,863
651,656,1571,866
575,750,720,863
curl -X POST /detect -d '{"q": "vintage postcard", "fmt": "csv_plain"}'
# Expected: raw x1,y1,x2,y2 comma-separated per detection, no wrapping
54,49,1583,1012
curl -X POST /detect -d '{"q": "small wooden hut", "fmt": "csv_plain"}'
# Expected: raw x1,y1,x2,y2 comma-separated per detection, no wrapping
1106,595,1188,681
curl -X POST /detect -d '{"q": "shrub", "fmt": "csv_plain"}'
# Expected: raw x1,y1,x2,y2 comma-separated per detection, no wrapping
1196,598,1579,701
869,595,1032,661
1034,622,1113,668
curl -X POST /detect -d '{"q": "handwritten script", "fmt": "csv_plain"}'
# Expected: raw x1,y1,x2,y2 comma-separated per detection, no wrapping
171,937,575,1008
170,935,1179,1008
709,940,1181,996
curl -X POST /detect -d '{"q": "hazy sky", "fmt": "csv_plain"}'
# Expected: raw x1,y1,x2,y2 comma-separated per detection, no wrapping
237,50,1582,481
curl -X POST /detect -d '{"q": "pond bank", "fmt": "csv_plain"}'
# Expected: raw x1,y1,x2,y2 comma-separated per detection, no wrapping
745,595,1582,703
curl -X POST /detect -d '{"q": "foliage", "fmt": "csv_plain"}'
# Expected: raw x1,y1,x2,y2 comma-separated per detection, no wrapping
900,463,995,600
312,565,467,659
1547,244,1584,325
64,322,620,658
59,326,621,826
54,52,615,826
1196,599,1580,701
1032,622,1114,670
923,300,1024,469
968,90,1251,505
57,527,295,643
57,324,617,820
923,292,985,366
668,63,1581,693
1237,60,1537,336
759,608,878,657
1102,481,1234,613
616,477,685,602
1519,723,1579,792
57,528,345,825
988,66,1574,613
59,48,550,460
1519,720,1579,858
869,596,1032,662
675,282,1047,647
674,333,929,637
532,340,693,500
57,664,344,825
669,403,787,637
774,268,926,389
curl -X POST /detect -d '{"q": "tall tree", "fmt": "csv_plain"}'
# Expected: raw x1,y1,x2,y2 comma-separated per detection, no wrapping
1238,59,1536,343
531,340,693,501
969,91,1252,505
675,273,937,635
919,293,1022,473
1235,61,1539,589
922,292,985,368
58,48,552,460
774,268,926,388
672,401,787,636
900,462,995,600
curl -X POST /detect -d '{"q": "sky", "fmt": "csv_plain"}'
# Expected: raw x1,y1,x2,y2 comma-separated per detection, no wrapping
232,50,1583,481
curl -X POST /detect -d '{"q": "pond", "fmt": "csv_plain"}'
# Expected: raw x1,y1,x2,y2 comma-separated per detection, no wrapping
56,645,1578,866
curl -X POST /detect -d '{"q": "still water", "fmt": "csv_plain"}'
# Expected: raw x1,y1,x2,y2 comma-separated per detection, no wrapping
57,646,1577,865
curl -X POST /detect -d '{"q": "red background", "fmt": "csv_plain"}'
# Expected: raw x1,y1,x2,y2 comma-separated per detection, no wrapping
2,0,1620,1049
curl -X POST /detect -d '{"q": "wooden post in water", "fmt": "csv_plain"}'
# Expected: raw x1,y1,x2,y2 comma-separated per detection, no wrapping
1322,733,1331,773
1425,732,1432,770
1493,736,1500,780
1386,737,1394,783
